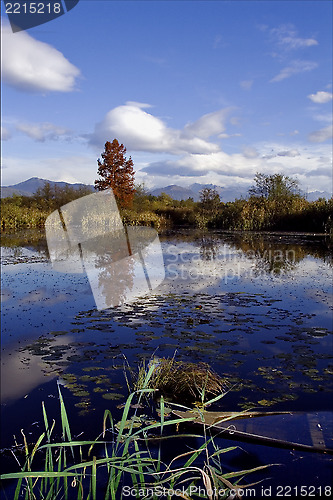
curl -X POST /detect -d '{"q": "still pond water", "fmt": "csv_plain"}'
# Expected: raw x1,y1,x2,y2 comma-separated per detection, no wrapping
1,229,332,495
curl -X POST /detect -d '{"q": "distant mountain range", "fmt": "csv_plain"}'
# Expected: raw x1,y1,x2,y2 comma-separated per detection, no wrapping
151,184,332,202
151,183,249,202
1,177,331,202
1,177,94,198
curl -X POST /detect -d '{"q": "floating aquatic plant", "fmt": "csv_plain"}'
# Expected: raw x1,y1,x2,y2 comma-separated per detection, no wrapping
129,354,228,404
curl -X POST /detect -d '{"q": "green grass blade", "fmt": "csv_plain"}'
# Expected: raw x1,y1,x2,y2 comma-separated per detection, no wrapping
223,463,274,479
134,439,145,488
91,456,97,500
1,471,78,480
203,392,228,407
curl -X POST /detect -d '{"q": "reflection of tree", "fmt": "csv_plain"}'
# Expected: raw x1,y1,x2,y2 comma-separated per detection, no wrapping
1,229,49,256
97,252,135,308
4,228,332,281
251,245,297,276
230,233,332,275
198,236,219,261
159,230,332,276
82,231,135,309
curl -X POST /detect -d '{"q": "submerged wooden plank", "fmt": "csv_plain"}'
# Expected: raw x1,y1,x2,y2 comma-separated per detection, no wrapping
172,409,291,425
307,413,327,449
172,409,333,455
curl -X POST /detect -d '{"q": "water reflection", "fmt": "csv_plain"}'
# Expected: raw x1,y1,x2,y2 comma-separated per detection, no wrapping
80,227,165,309
2,228,332,271
199,235,219,261
225,232,332,266
1,335,75,402
241,242,299,276
44,188,165,310
188,231,332,282
85,230,136,309
1,229,332,414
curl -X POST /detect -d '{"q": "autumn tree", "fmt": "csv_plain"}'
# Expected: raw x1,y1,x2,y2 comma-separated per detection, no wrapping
95,139,135,208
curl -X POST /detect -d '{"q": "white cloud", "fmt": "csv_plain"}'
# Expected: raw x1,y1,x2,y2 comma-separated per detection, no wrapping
2,25,80,92
184,108,232,139
143,150,263,179
242,146,259,159
240,80,254,90
1,127,11,141
141,141,332,196
88,103,331,194
2,141,331,196
219,133,242,139
267,24,320,84
89,102,172,150
313,113,332,123
277,149,300,157
1,155,96,186
308,125,333,143
308,91,333,104
89,102,227,154
257,142,332,177
270,60,318,82
271,24,318,51
16,122,71,142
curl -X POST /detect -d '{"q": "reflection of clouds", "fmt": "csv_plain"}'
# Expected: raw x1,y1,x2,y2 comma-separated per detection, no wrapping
19,289,71,306
1,246,48,265
306,288,333,309
1,288,12,302
286,258,333,288
163,246,252,293
0,336,75,402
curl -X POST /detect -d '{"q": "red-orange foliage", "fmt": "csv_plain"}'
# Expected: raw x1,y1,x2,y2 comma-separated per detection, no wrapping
95,139,135,208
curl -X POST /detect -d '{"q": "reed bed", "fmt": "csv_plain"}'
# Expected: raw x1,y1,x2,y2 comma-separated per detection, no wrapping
1,203,50,231
120,209,164,231
130,356,228,404
0,363,272,500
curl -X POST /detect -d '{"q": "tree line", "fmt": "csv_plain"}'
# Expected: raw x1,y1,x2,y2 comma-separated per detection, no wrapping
1,139,332,234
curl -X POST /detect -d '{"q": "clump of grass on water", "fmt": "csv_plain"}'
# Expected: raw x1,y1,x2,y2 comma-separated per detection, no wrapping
0,362,273,500
127,354,228,404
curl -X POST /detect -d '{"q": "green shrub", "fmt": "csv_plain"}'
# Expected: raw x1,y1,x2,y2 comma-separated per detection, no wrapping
121,209,165,231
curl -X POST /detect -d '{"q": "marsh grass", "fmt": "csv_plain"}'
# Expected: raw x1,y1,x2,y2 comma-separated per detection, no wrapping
0,202,50,231
0,366,273,500
120,210,164,231
127,355,228,404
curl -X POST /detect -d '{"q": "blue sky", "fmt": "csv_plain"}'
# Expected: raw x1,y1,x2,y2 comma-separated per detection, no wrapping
1,0,332,196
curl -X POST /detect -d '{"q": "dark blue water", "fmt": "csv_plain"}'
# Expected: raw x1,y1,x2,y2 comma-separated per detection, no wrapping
1,230,332,496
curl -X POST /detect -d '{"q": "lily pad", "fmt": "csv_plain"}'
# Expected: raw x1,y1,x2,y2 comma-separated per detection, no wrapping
102,393,124,400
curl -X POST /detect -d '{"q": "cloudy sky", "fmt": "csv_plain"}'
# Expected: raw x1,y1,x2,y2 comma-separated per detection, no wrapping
1,0,332,196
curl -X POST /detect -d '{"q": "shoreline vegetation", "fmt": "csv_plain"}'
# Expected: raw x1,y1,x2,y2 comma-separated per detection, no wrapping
1,177,332,235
